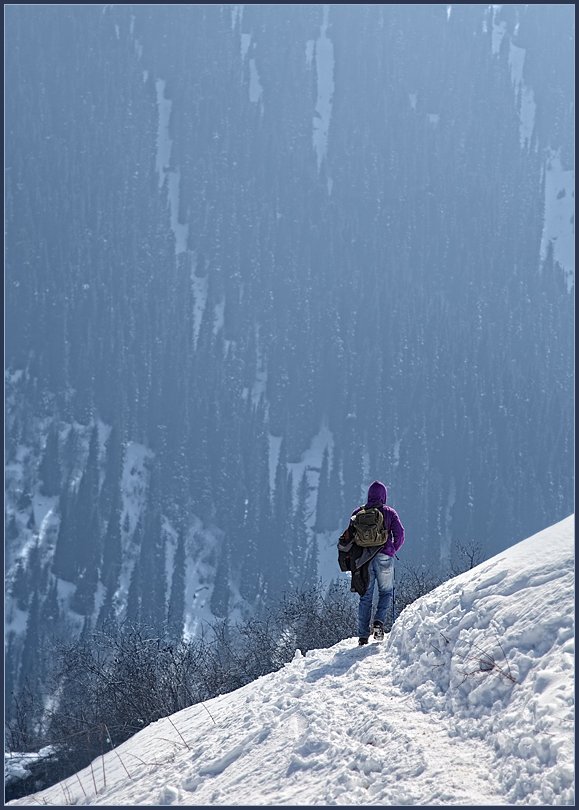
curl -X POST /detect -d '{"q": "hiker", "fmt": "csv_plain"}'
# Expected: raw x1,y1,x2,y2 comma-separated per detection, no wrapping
338,480,405,646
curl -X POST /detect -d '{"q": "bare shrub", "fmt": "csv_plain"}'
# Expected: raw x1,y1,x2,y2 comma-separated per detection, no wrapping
393,563,444,619
455,625,517,685
449,540,484,577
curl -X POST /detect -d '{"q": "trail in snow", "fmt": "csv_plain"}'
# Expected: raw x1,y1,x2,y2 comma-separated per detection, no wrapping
9,515,573,806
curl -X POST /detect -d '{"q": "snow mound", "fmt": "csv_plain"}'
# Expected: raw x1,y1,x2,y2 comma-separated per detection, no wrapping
5,748,56,787
8,515,574,807
388,515,574,805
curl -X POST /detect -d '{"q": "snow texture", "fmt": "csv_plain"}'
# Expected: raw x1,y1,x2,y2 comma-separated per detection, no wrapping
288,422,333,509
8,515,574,807
5,748,56,787
269,422,333,517
518,84,536,148
507,41,537,150
239,30,263,106
492,23,506,55
248,57,263,105
313,4,334,177
121,442,153,542
508,41,525,87
541,151,575,292
240,32,251,62
155,79,189,255
190,253,208,349
231,4,243,32
268,433,283,494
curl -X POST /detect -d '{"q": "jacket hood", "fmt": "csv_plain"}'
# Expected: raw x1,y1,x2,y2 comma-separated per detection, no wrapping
367,480,387,505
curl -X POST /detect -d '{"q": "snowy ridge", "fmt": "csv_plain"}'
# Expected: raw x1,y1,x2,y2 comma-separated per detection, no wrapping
9,515,574,806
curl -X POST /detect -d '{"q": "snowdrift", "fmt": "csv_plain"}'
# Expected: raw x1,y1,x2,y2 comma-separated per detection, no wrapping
9,515,574,806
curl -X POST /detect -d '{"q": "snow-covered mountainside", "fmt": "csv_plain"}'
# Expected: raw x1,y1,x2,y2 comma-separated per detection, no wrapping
9,514,574,807
5,5,574,734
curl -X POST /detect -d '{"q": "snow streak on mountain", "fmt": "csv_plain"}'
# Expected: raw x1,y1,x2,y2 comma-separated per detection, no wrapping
7,516,574,806
4,3,574,751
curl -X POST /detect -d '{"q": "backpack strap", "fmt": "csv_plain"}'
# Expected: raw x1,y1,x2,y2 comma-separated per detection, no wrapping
368,504,391,534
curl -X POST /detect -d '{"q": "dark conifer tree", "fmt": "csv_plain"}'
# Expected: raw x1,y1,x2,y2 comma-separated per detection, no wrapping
210,539,231,619
261,440,291,600
71,425,101,576
291,470,311,587
70,502,101,615
126,561,141,625
96,585,117,631
138,504,166,631
189,400,213,520
41,579,61,644
79,615,93,643
342,417,364,511
102,485,122,591
6,514,19,543
17,489,32,513
99,426,124,520
239,528,259,602
52,487,76,582
314,446,331,532
303,534,319,591
26,540,43,594
166,532,185,639
239,400,269,602
11,559,29,610
76,426,100,515
327,445,345,529
70,556,99,617
5,633,18,721
19,589,41,689
273,440,290,531
62,425,79,481
38,423,61,496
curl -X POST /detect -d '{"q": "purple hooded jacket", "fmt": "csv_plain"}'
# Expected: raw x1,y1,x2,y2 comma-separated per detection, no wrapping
352,480,405,556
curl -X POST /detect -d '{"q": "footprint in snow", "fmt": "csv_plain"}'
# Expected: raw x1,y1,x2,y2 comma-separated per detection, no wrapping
158,785,179,805
305,644,379,683
287,710,309,740
197,727,271,778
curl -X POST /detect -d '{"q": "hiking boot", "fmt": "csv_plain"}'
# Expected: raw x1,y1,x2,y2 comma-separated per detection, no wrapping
358,637,369,646
373,622,384,641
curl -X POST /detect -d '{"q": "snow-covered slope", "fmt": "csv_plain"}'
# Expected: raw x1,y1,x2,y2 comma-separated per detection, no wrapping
9,515,574,806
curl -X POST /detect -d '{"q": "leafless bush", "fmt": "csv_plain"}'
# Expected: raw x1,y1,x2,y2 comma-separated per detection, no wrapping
274,579,357,652
449,540,484,577
394,563,444,618
4,580,363,800
6,680,47,753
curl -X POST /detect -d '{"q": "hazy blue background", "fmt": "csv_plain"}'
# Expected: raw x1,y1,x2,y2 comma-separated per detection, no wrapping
5,2,574,733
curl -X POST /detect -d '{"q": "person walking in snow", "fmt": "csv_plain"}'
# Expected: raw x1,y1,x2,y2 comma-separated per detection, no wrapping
338,480,405,646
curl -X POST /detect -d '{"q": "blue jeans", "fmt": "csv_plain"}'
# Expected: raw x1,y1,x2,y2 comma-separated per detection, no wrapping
358,553,394,638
